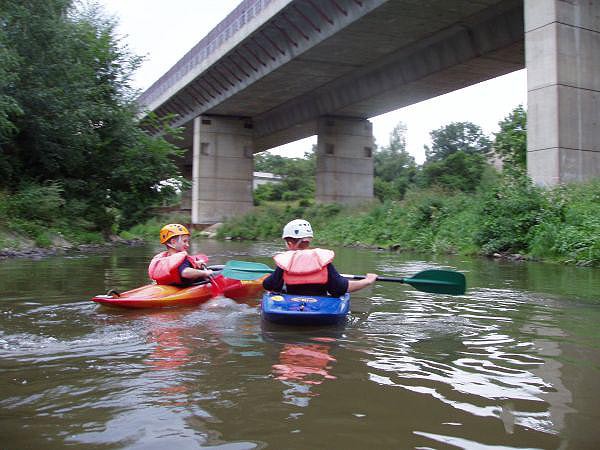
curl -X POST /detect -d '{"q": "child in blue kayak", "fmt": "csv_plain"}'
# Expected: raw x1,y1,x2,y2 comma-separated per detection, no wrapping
148,223,214,285
263,219,377,296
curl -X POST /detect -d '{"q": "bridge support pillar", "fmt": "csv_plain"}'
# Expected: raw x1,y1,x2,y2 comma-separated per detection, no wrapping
315,117,374,204
526,1,600,185
191,116,254,224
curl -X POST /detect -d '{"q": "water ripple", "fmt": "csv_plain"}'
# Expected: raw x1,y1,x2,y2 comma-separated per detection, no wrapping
355,285,576,436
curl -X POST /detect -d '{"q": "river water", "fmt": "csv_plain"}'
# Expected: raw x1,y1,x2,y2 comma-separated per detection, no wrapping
1,240,599,449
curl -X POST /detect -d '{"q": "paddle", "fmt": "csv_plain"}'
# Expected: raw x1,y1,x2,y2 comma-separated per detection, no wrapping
221,260,466,295
339,270,465,295
221,260,274,280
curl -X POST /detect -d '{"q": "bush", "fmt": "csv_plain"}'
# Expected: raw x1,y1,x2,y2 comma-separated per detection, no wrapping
218,174,600,267
6,181,65,223
217,202,345,241
529,180,600,265
475,174,546,254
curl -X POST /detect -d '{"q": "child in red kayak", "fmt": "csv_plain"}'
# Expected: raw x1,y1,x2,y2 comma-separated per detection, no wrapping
148,223,213,285
263,219,377,296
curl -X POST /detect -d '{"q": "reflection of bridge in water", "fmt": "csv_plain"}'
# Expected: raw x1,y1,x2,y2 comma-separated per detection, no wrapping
139,0,600,224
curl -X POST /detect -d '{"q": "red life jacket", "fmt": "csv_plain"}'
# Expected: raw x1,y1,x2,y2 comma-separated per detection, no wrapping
148,251,209,285
273,249,335,285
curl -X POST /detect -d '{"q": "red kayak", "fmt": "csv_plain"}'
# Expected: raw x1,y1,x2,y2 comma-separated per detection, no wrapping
92,274,265,309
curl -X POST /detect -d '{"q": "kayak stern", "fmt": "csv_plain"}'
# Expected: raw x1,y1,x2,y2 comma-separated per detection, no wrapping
261,292,350,326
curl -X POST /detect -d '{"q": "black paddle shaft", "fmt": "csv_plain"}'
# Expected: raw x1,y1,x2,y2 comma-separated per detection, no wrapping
341,274,406,283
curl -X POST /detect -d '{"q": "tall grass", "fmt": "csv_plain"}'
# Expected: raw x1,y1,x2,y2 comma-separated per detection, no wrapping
217,176,600,266
528,180,600,265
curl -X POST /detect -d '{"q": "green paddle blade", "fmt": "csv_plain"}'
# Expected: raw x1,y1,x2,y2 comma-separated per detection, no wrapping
403,269,466,295
221,260,274,281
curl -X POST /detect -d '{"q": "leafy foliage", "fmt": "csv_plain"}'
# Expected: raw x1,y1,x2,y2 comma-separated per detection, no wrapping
528,180,600,265
418,122,493,192
475,174,546,254
217,202,343,241
0,0,183,232
4,181,65,222
420,151,488,192
0,22,22,144
219,173,600,267
493,105,527,171
253,150,316,203
374,122,416,201
425,121,491,162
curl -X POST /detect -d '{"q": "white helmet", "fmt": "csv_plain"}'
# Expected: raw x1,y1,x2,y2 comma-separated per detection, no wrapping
282,219,313,239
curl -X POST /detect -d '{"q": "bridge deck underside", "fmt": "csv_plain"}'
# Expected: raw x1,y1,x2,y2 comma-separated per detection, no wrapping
150,0,524,150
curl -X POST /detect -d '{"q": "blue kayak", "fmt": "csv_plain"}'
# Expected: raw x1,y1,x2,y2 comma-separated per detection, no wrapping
261,292,350,326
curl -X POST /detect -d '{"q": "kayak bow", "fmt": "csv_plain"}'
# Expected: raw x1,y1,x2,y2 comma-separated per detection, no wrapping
92,272,265,309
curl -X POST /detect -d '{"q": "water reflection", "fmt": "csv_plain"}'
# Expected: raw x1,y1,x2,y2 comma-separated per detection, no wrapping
263,327,341,408
141,310,196,407
273,339,337,385
359,286,578,443
72,297,264,448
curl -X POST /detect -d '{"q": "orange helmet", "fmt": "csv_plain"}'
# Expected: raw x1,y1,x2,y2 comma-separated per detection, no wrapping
159,223,190,244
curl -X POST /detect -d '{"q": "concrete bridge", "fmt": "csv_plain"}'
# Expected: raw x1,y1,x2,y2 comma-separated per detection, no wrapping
139,0,600,224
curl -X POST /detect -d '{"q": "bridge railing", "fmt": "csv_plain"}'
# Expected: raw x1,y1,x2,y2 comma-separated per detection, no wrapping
138,0,274,109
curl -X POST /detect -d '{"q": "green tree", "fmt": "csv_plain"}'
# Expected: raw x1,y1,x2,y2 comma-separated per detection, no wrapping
254,149,315,202
425,121,491,162
0,0,183,230
420,151,487,192
419,121,491,192
0,9,23,184
0,23,22,144
374,122,416,201
493,105,527,172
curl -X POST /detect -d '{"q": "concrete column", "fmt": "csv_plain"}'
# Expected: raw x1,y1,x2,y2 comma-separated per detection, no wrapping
179,143,193,212
526,0,600,185
191,115,254,224
316,117,374,204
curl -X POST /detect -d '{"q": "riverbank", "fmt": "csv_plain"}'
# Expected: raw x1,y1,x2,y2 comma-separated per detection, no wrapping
0,210,193,261
2,176,598,267
0,232,144,260
217,176,600,267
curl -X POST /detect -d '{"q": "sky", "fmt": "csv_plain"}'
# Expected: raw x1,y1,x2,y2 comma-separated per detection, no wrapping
97,0,527,164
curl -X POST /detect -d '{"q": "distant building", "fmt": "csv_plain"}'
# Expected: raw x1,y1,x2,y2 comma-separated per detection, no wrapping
253,171,283,189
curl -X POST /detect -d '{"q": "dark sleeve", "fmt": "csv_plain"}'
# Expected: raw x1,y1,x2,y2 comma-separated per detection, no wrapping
326,264,349,297
178,258,192,276
263,266,285,292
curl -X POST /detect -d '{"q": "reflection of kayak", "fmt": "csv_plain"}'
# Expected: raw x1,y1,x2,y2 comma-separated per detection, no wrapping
92,274,265,309
261,292,350,326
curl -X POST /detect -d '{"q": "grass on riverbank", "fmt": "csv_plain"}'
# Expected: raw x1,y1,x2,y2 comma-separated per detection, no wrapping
0,185,105,251
0,184,180,253
2,175,598,267
218,176,600,266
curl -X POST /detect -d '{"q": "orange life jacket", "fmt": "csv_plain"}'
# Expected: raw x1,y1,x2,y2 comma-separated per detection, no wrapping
273,249,335,285
148,251,209,285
